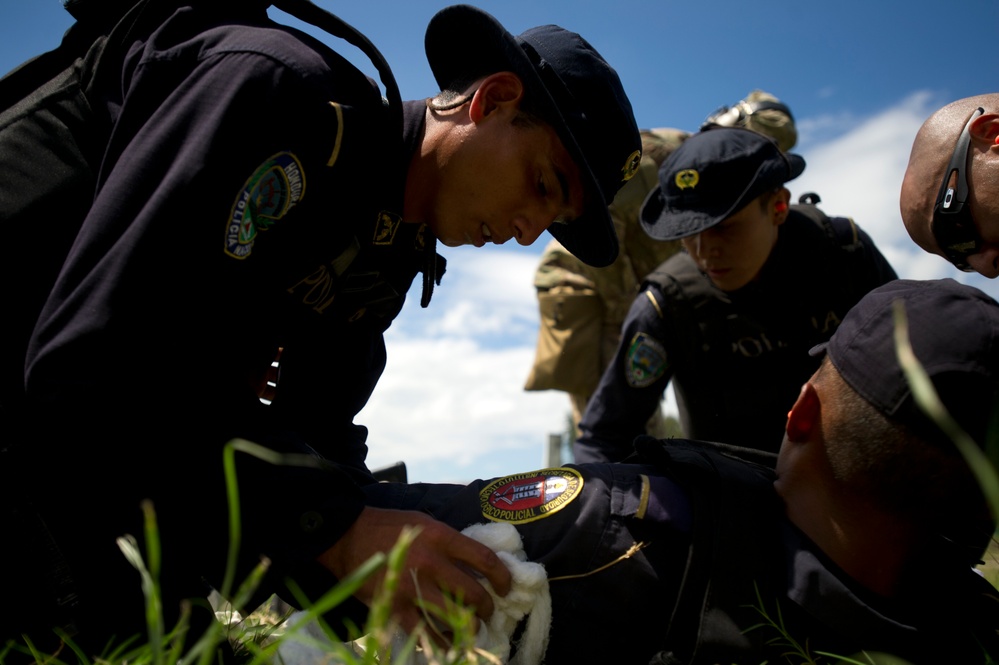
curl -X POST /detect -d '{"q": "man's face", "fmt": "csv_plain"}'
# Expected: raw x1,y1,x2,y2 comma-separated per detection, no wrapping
680,195,782,292
901,116,999,278
426,110,585,249
903,176,999,279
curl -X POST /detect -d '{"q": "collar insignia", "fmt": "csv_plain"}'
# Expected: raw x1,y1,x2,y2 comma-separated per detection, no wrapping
621,150,642,182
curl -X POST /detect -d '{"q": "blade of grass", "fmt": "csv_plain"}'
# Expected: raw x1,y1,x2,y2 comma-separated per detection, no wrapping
892,300,999,524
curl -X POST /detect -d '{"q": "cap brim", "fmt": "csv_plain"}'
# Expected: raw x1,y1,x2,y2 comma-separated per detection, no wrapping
424,5,618,266
640,150,806,241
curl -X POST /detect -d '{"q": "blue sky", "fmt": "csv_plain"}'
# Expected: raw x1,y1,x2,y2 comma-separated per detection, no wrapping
4,1,998,483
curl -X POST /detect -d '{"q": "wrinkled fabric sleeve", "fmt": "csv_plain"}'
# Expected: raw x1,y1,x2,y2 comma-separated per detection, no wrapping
23,25,377,582
574,285,675,463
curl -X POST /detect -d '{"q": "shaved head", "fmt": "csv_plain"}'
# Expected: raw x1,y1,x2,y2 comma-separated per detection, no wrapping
900,93,999,276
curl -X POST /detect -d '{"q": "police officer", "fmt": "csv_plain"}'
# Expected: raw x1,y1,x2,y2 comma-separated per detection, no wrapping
369,279,999,664
575,126,898,462
0,1,640,654
524,90,797,438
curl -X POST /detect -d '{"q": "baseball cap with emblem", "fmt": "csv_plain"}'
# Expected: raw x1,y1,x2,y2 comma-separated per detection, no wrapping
639,126,805,241
811,278,999,448
424,5,642,267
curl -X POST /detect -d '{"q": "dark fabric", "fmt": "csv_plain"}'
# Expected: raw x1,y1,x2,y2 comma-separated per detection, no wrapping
364,462,692,665
575,205,899,462
2,3,434,651
369,438,999,664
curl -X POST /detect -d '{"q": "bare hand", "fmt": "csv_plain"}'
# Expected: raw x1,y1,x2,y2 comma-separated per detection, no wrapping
317,506,513,634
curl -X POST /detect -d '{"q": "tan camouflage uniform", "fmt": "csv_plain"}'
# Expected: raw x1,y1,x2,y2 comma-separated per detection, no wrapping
524,129,687,436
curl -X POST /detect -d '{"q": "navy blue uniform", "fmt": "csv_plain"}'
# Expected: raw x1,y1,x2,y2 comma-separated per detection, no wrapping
365,439,999,664
4,2,438,641
575,207,898,462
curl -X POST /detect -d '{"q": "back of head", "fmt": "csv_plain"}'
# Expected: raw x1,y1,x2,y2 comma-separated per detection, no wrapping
815,278,999,559
701,89,798,152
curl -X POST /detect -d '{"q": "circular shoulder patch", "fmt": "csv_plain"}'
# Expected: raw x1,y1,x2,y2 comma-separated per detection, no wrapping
479,468,583,524
626,331,669,388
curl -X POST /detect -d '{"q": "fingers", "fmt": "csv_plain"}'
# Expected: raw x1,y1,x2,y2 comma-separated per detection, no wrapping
401,518,506,619
317,507,513,629
432,523,513,600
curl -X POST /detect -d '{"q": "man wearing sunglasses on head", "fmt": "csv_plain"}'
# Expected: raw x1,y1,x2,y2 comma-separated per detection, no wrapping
900,94,999,277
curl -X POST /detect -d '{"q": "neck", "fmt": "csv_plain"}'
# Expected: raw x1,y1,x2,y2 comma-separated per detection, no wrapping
402,105,438,223
785,487,921,597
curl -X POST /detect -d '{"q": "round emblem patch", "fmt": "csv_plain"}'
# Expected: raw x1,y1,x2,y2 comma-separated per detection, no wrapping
674,168,699,190
479,468,583,524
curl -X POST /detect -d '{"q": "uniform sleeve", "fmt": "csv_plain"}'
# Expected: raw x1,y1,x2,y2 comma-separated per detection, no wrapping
23,33,375,577
574,285,675,463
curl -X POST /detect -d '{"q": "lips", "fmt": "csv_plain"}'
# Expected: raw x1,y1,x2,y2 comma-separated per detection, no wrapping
480,223,510,246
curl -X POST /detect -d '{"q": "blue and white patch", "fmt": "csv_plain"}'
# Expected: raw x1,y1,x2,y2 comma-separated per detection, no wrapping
225,152,305,259
626,332,668,388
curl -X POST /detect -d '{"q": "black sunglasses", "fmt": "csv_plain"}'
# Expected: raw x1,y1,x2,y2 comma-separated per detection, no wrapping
931,107,985,272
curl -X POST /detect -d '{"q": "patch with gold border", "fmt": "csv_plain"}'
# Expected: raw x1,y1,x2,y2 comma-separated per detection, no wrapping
674,168,699,190
621,150,642,182
479,468,583,524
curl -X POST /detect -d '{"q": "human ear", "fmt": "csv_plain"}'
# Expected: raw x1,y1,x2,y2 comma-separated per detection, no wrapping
969,111,999,146
785,382,820,442
773,188,792,226
468,71,524,123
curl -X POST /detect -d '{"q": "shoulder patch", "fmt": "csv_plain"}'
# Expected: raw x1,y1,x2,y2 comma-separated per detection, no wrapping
225,152,306,259
626,331,669,387
479,468,583,524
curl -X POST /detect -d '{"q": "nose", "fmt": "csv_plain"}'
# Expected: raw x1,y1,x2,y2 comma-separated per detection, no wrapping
967,244,999,278
511,214,549,246
687,231,720,258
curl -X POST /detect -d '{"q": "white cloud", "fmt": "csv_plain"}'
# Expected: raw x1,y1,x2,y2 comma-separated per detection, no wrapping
358,91,999,484
360,248,572,482
792,90,999,299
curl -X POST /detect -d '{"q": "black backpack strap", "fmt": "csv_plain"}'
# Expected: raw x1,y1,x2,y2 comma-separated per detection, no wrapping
3,0,404,137
790,198,861,250
271,0,403,139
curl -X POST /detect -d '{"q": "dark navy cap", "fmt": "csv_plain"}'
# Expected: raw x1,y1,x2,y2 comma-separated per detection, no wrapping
425,5,642,267
640,126,805,241
812,278,999,446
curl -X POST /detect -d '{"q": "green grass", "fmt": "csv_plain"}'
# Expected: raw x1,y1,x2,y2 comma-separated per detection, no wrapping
0,439,496,665
5,306,999,664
